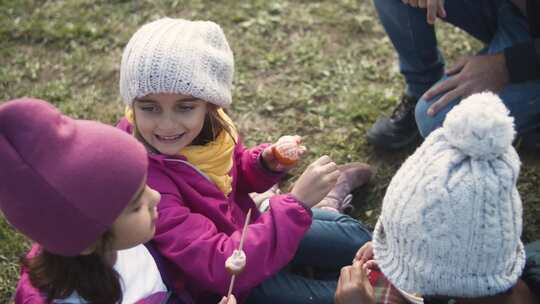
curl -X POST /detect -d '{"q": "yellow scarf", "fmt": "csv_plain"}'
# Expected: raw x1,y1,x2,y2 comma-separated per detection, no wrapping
125,107,237,196
180,109,237,196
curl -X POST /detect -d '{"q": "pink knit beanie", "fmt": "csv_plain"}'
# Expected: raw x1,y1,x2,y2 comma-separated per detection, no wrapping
0,98,148,256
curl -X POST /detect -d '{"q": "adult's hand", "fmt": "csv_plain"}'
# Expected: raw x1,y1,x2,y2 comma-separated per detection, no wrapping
422,53,509,116
402,0,446,24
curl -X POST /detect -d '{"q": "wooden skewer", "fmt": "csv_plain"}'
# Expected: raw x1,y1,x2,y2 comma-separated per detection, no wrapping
225,275,236,301
238,208,252,252
225,208,252,302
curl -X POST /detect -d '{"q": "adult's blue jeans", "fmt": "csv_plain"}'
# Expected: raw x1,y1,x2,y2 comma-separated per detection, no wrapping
245,209,372,304
374,0,540,137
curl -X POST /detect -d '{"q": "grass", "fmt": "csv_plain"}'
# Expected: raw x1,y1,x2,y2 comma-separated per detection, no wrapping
1,0,539,302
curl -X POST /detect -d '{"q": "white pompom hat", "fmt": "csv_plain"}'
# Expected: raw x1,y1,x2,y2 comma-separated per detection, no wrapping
120,18,234,107
373,92,525,298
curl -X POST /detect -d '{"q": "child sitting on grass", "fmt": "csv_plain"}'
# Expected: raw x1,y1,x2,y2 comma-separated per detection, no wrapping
335,92,539,304
118,17,373,303
1,98,235,304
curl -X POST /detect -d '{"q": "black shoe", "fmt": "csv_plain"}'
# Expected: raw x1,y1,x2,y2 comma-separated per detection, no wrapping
367,95,421,150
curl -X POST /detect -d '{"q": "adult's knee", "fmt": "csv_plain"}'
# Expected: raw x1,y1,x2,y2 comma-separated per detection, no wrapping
415,98,442,138
373,0,405,16
415,95,463,137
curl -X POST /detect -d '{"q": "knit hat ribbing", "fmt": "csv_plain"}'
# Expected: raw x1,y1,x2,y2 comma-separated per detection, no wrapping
0,98,148,256
373,92,525,298
120,18,234,107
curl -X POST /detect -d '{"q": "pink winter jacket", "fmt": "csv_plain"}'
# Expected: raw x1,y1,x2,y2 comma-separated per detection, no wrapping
117,120,313,303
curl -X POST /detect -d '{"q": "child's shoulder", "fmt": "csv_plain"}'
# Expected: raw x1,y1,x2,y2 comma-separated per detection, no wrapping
147,164,182,194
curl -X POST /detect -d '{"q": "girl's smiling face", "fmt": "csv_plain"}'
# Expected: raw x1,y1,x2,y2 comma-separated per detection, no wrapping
133,93,208,155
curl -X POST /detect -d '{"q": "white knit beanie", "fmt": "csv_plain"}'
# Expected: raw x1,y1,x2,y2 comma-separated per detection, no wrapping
120,18,234,107
373,92,526,298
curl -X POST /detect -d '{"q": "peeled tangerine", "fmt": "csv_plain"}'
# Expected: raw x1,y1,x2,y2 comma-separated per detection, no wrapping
225,249,246,275
271,139,302,166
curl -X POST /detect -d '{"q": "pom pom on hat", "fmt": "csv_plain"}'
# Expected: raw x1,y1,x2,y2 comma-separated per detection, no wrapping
443,92,515,160
372,91,525,298
120,18,234,108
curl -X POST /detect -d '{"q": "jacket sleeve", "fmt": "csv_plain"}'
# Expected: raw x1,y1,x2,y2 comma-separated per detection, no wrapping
233,141,286,193
14,245,48,304
14,273,47,304
504,38,540,83
150,176,312,297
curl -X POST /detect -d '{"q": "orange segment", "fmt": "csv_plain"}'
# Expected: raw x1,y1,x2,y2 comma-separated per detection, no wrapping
272,141,300,166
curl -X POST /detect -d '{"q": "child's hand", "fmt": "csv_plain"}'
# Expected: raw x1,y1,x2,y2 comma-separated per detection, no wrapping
218,295,236,304
354,242,380,275
362,260,379,273
262,135,306,172
335,261,376,304
291,155,339,208
354,241,374,263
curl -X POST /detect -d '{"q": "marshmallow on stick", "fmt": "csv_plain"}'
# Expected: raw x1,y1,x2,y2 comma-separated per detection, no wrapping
225,249,246,275
225,208,252,300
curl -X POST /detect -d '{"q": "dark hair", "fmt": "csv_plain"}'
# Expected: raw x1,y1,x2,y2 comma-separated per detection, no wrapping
22,231,122,303
191,104,235,146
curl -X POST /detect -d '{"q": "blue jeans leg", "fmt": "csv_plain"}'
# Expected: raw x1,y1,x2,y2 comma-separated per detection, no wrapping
245,270,337,304
373,0,501,98
290,209,372,270
415,1,540,137
246,209,372,304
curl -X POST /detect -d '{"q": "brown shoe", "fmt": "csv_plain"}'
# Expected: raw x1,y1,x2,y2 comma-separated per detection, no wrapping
314,162,372,212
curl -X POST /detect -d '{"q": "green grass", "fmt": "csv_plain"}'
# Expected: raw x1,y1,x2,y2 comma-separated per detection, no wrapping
1,1,539,302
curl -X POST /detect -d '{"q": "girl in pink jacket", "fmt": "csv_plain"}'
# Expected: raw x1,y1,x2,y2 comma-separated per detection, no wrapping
118,18,373,304
3,98,235,304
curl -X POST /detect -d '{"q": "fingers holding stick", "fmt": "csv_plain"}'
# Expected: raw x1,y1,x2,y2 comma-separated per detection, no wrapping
220,294,237,304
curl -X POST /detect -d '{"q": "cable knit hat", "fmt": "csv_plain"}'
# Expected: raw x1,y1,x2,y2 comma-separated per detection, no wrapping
0,98,148,256
373,92,526,298
120,17,234,107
